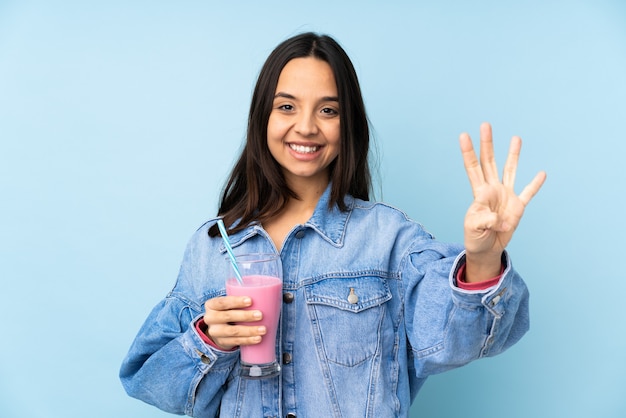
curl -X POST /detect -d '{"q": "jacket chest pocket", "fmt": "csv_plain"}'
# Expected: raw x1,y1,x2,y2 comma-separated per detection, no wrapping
304,276,392,367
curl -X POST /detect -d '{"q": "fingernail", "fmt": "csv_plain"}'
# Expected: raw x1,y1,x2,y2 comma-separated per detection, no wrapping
243,297,251,305
257,326,266,334
253,311,262,319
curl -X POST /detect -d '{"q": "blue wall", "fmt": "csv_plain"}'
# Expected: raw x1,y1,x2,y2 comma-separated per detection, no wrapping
1,1,624,417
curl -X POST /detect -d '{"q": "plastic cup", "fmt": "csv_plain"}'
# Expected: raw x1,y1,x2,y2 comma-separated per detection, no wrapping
225,253,282,378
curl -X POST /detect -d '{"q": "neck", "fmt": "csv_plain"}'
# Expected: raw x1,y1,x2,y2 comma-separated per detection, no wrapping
262,176,328,251
284,172,329,209
286,181,327,216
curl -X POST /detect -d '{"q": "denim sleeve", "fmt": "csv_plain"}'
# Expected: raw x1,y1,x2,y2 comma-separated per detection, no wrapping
403,241,530,378
119,295,238,416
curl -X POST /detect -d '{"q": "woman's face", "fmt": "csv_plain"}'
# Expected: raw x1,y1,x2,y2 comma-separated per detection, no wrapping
267,57,340,189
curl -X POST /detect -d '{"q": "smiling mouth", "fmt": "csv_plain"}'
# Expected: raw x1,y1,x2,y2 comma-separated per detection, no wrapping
289,143,320,154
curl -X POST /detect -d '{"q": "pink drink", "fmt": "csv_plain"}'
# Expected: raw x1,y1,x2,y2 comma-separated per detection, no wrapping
226,274,282,364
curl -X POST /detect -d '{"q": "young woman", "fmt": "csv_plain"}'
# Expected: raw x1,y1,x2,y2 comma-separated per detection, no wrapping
120,32,546,417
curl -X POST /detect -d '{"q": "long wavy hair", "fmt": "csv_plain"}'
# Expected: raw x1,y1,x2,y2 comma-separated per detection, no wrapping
209,32,371,237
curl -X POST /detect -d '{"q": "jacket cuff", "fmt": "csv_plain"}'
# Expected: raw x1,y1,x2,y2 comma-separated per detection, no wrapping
451,251,507,291
455,262,504,290
178,315,240,374
195,318,238,352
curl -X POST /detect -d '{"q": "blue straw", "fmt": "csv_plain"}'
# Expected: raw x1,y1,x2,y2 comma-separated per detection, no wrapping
216,219,244,285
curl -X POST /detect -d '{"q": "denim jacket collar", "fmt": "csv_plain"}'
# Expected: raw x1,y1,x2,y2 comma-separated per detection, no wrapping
304,184,354,248
221,184,354,251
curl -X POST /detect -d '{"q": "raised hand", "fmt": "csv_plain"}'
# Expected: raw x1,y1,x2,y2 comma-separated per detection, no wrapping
460,122,546,282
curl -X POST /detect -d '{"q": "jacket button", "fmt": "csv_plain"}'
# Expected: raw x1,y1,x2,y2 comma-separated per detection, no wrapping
294,230,305,239
282,352,292,364
347,288,358,304
283,292,294,303
286,414,296,418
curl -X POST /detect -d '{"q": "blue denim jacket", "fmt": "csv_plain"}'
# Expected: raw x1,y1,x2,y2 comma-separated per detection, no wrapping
120,186,529,417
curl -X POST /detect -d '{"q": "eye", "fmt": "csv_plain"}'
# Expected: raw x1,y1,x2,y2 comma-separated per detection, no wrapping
277,104,294,111
321,107,339,116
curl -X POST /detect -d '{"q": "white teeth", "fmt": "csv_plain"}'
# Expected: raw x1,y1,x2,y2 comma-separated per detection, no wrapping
289,144,319,153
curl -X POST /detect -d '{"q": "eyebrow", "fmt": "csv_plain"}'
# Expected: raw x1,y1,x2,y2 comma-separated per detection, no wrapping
274,92,339,102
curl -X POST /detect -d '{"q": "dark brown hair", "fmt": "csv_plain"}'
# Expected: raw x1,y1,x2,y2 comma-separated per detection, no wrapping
209,32,371,237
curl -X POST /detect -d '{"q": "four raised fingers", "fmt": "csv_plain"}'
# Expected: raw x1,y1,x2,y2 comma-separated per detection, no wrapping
461,122,545,207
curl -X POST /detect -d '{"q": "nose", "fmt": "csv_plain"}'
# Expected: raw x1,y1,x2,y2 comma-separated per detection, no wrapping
294,111,319,137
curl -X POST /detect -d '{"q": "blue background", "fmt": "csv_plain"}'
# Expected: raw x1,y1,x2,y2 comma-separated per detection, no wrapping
1,1,625,417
